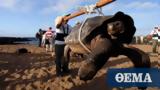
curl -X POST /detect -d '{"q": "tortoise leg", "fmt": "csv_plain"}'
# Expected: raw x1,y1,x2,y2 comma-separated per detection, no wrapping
121,46,151,90
119,45,151,68
78,38,113,81
62,45,71,72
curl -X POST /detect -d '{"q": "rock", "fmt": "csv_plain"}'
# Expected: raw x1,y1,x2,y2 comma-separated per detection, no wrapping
32,81,41,89
24,69,29,74
22,75,27,80
25,84,33,90
14,73,21,79
26,74,33,79
15,84,22,90
16,48,29,54
0,70,8,75
29,68,36,74
5,77,15,81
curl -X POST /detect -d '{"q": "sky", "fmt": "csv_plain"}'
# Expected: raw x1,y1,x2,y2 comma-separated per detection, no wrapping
0,0,160,37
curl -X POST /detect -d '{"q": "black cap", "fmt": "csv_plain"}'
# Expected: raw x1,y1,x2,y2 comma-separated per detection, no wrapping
49,27,52,30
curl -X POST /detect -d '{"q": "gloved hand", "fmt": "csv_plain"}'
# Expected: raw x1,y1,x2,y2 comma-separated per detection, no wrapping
84,4,96,13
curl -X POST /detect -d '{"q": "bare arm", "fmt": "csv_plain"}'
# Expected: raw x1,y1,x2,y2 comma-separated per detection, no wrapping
55,16,64,28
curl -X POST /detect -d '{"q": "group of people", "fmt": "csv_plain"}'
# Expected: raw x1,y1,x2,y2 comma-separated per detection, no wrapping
36,27,55,52
36,14,72,76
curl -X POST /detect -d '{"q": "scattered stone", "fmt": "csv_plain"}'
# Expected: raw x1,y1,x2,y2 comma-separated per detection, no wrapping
24,69,29,74
13,73,20,79
26,74,33,79
22,75,27,80
15,48,29,54
25,83,33,90
33,81,41,87
5,77,16,81
0,70,8,75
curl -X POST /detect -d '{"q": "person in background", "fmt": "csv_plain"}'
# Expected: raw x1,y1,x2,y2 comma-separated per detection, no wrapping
36,29,43,47
147,26,160,54
54,14,72,76
36,28,43,47
44,27,54,52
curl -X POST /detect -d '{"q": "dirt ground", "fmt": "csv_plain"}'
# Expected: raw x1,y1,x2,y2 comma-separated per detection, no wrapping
0,44,159,90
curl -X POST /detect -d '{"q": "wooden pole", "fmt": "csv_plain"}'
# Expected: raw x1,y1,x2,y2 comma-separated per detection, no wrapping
64,0,115,21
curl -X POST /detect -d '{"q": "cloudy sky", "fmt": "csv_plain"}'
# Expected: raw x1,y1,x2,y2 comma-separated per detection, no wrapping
0,0,160,37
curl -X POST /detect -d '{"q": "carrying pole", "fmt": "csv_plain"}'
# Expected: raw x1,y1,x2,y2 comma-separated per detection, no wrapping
63,0,115,21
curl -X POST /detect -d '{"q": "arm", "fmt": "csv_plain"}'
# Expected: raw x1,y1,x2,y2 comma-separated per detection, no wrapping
55,16,64,28
35,33,39,39
56,22,63,28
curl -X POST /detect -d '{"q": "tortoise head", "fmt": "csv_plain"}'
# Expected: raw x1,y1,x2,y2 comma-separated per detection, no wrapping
107,20,125,38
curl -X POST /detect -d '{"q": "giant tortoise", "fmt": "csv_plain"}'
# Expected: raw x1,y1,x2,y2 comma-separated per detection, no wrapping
64,11,151,81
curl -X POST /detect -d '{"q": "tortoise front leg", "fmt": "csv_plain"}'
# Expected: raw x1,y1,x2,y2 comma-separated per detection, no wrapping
117,45,151,90
119,45,151,68
78,37,113,81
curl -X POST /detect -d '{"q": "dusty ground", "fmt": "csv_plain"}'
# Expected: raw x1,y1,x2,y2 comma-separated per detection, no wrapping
0,44,159,90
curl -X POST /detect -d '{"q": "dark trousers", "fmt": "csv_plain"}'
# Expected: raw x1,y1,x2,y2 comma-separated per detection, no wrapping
38,38,42,47
55,44,69,74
